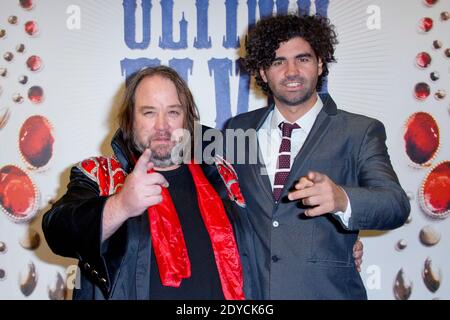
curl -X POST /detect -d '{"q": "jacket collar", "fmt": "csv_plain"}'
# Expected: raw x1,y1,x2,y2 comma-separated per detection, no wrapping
111,129,134,173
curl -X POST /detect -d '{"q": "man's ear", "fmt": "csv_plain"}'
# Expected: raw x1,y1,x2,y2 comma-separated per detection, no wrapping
318,58,323,76
259,67,267,82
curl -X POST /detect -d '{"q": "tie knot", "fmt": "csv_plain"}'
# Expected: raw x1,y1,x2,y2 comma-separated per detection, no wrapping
278,121,300,137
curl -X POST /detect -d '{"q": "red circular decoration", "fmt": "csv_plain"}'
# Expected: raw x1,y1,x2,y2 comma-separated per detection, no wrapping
414,82,430,100
24,21,39,36
423,0,438,6
418,17,433,32
28,86,44,103
0,165,39,222
420,161,450,219
403,112,439,166
19,115,54,169
416,52,432,68
26,55,42,72
19,0,34,10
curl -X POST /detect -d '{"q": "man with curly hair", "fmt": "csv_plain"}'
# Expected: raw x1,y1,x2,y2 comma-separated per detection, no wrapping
225,13,410,299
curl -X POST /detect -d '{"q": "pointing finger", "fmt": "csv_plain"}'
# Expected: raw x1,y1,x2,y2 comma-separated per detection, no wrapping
308,171,325,183
295,176,314,190
134,148,152,174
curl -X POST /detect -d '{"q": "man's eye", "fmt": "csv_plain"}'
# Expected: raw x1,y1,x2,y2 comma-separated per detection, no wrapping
272,60,283,67
298,57,309,62
169,111,180,116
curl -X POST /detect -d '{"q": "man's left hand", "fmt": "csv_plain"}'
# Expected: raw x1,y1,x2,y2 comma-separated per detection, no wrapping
288,171,348,217
353,239,363,272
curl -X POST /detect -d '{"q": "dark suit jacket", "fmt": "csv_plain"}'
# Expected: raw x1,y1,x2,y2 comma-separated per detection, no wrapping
42,128,259,299
224,94,410,299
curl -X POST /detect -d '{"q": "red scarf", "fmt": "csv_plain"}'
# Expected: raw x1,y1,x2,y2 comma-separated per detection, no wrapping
147,163,245,300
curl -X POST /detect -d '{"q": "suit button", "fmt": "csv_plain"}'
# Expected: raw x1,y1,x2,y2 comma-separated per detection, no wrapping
91,270,99,278
99,278,107,285
271,255,280,262
272,220,279,227
84,262,91,270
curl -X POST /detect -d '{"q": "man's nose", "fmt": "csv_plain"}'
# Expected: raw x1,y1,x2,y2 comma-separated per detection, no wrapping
285,60,299,77
154,113,168,130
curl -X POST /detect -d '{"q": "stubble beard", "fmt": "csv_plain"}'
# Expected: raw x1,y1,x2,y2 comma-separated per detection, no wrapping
273,88,314,107
273,76,315,108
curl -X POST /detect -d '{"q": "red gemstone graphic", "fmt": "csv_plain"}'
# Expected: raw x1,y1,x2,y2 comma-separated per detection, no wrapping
404,112,439,166
418,17,433,32
423,0,438,6
19,115,54,168
0,165,38,222
24,21,38,36
28,86,44,104
26,55,42,72
420,161,450,219
414,82,430,100
19,0,34,10
416,52,432,68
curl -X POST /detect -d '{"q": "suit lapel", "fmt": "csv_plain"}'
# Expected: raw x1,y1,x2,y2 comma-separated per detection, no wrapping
235,106,274,208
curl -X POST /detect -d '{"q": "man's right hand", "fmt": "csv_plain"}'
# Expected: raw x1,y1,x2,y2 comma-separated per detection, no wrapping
113,148,168,219
102,149,168,241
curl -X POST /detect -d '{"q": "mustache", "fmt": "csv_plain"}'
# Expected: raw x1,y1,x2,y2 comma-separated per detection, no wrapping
281,76,306,86
150,131,172,140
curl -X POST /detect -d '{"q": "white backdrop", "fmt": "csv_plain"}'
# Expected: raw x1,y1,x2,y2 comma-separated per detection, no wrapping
0,0,449,299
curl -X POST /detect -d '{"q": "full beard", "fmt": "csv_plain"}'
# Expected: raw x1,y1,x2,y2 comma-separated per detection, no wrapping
133,131,185,168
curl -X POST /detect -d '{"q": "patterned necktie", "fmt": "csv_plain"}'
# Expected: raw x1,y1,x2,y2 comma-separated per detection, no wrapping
273,122,300,202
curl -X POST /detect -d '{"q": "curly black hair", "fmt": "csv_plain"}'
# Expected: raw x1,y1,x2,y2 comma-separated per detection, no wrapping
243,13,338,94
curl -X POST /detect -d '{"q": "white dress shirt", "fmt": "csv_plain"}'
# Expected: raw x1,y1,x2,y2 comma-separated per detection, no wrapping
257,95,352,227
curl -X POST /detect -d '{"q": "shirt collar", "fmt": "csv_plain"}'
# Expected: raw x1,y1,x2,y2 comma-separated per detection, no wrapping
270,95,323,135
